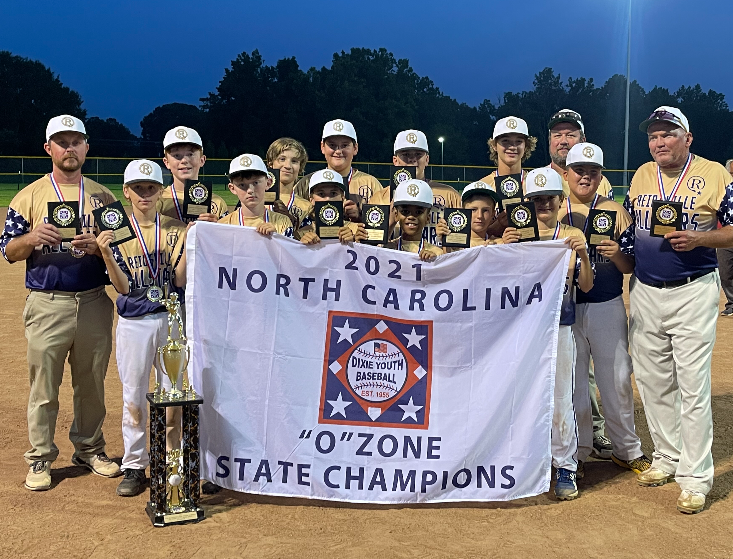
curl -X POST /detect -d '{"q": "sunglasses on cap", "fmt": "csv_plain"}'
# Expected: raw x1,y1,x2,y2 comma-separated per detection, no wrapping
553,110,582,120
645,110,684,126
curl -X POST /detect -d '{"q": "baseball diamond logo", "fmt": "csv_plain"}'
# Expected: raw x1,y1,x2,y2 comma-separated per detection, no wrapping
500,177,519,196
511,205,531,227
101,207,123,228
319,312,433,429
447,210,468,231
394,168,412,184
61,117,75,127
175,128,188,140
366,206,385,227
53,204,75,226
319,203,340,225
582,146,595,158
240,156,252,167
333,121,344,132
656,204,677,225
189,183,208,203
406,132,418,144
506,119,518,129
593,212,612,233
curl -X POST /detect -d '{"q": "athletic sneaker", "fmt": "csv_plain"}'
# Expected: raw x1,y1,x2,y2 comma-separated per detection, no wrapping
677,490,705,514
554,468,579,500
72,453,122,478
117,469,147,497
591,435,613,460
611,453,652,474
202,481,223,494
637,467,675,487
25,460,51,491
721,308,733,317
576,461,585,479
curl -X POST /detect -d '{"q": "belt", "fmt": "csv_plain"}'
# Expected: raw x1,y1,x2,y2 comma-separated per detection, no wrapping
642,268,715,289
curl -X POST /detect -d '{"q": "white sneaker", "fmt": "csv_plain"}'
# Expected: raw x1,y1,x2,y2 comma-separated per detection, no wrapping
25,461,51,491
677,490,705,514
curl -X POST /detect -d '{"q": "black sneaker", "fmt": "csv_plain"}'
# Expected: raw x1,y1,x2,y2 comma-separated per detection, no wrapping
116,469,147,497
721,308,733,317
202,481,223,494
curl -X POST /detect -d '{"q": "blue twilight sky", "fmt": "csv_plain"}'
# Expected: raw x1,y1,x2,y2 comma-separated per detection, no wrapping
3,0,730,135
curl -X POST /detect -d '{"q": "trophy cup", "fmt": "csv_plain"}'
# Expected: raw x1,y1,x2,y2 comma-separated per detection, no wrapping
145,292,205,527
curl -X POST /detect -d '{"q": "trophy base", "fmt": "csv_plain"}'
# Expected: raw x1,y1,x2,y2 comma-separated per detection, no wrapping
146,502,205,527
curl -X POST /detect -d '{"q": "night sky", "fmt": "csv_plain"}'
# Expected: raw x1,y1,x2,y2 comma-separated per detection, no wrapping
4,0,729,134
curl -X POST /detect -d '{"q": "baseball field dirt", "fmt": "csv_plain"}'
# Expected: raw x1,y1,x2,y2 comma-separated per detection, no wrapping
1,209,732,559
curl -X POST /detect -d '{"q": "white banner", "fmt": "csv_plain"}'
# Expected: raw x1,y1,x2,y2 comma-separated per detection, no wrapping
186,222,570,503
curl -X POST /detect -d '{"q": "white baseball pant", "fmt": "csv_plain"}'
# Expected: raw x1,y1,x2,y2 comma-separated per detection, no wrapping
629,271,719,494
552,325,579,472
573,296,643,461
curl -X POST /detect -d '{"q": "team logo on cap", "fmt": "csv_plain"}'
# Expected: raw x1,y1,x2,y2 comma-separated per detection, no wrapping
323,170,335,181
656,204,678,225
139,162,153,176
506,119,518,130
534,174,547,188
319,203,340,226
393,167,413,185
582,146,595,158
407,183,420,197
189,182,208,204
101,207,124,229
475,182,489,189
175,128,188,140
53,204,75,226
366,206,385,227
447,210,468,231
240,156,252,167
406,132,418,144
333,121,344,132
319,311,433,429
593,213,613,234
61,117,75,127
510,205,531,227
500,177,520,196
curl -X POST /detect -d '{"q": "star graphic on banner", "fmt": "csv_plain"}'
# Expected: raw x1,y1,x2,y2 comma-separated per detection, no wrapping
327,392,352,418
402,327,425,349
334,319,359,344
398,397,423,422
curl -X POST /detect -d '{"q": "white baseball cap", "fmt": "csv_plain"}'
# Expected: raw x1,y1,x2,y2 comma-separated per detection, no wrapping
229,154,267,176
46,115,87,142
322,119,357,142
394,130,429,153
566,143,604,168
524,168,564,198
124,159,163,185
309,169,346,192
461,181,501,203
548,109,585,134
163,126,203,150
393,179,433,208
493,116,529,139
639,106,690,133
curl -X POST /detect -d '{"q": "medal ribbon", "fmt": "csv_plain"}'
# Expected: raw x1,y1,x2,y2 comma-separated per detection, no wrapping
552,222,561,240
397,236,425,253
566,193,599,233
170,185,184,221
130,213,161,281
657,153,692,201
50,173,85,226
286,189,296,211
346,167,354,186
494,170,525,181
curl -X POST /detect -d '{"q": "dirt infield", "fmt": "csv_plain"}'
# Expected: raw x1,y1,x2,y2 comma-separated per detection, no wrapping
1,208,733,559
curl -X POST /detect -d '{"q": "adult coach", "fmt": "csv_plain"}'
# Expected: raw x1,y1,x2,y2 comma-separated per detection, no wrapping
717,159,733,317
621,106,733,514
0,115,120,490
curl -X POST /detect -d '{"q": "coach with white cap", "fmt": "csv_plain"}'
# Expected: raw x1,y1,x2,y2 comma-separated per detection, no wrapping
0,115,121,491
620,106,733,514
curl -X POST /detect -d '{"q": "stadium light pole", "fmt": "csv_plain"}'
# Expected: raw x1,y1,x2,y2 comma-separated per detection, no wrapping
623,0,632,188
438,137,445,180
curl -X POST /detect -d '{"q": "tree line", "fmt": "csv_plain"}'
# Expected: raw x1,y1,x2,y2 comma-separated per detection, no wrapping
1,49,732,170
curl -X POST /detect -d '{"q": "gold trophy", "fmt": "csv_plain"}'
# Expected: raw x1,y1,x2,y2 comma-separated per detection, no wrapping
146,290,204,527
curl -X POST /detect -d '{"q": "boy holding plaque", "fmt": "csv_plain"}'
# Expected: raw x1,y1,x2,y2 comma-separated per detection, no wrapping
558,143,651,476
461,181,503,247
218,154,294,236
159,126,228,223
265,137,312,227
501,167,593,501
96,159,189,497
386,179,444,261
298,169,367,245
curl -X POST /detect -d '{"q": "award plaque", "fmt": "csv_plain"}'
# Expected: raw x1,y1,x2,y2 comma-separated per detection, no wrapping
93,201,135,246
48,201,81,241
146,292,204,527
362,204,390,245
390,165,417,196
585,209,616,247
265,168,280,204
650,200,683,238
183,180,212,218
315,200,344,239
443,208,472,248
496,174,524,212
506,201,539,242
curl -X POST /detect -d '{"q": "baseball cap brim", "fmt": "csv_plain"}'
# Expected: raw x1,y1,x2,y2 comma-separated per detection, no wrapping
461,189,501,203
638,115,686,133
548,116,583,130
525,189,563,198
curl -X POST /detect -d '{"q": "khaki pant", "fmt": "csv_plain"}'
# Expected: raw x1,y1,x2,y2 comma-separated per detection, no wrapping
23,287,114,464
